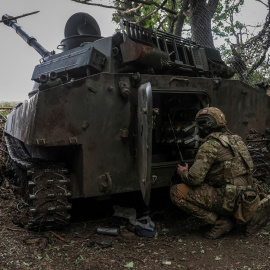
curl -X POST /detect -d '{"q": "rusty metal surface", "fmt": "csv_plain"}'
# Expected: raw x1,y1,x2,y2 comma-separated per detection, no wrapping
120,36,169,67
210,80,270,137
4,73,270,200
5,74,137,198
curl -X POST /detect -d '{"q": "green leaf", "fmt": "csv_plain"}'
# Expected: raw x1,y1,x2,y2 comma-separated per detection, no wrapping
124,262,134,268
215,255,222,261
36,255,42,260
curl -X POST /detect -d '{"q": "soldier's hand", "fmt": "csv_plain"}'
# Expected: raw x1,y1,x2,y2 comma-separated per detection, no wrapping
177,163,188,175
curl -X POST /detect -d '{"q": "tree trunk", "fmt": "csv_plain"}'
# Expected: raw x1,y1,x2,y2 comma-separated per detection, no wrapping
174,0,189,36
188,0,219,48
168,0,176,33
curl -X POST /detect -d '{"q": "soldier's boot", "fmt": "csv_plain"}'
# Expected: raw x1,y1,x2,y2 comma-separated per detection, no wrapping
246,195,270,236
204,217,234,239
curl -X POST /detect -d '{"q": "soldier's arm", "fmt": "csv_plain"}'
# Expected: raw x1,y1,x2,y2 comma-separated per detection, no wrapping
180,139,220,186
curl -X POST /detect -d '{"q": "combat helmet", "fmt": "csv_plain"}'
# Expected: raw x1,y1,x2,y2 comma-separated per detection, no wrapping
195,107,227,136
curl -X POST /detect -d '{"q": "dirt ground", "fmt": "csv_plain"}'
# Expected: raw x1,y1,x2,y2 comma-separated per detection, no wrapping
0,187,270,270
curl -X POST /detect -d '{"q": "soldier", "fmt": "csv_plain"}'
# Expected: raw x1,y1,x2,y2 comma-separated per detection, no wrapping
170,107,269,239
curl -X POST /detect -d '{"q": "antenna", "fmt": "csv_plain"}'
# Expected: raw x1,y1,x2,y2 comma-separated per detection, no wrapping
0,11,39,23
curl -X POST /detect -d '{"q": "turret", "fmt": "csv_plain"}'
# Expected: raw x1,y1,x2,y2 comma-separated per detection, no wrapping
1,13,107,84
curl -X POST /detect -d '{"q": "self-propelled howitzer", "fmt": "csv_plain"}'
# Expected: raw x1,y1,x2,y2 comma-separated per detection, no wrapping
2,12,270,230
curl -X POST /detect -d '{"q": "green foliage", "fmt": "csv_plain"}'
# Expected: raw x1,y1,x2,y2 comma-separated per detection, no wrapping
112,0,182,32
74,255,84,265
212,0,245,42
0,102,13,108
0,102,15,117
249,65,270,85
0,111,9,118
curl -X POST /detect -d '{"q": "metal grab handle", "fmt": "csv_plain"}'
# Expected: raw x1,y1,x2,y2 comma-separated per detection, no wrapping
98,172,112,193
169,77,189,85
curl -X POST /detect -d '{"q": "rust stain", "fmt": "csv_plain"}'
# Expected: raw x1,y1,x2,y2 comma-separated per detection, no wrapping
45,107,66,129
66,123,81,136
35,106,66,136
121,37,168,67
175,82,184,88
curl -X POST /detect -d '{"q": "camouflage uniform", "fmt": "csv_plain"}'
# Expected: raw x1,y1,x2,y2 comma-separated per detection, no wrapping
170,131,256,225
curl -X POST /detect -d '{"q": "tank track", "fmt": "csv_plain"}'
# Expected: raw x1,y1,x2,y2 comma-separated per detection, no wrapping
5,134,72,231
0,112,9,185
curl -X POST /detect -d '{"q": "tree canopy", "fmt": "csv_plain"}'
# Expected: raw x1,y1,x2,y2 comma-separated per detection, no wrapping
72,0,270,86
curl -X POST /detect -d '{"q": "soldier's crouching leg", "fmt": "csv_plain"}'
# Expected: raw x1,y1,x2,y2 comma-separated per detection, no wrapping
170,183,218,225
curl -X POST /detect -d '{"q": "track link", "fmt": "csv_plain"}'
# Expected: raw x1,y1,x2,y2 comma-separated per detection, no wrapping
0,113,8,177
27,165,71,230
4,134,71,230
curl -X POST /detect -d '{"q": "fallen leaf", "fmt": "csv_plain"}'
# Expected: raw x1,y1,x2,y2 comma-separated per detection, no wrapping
124,262,134,268
23,238,40,245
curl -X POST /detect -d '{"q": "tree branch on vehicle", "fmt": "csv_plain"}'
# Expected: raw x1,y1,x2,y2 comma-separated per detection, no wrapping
119,3,143,16
137,0,168,25
71,0,125,10
255,0,268,7
175,0,190,36
124,0,178,14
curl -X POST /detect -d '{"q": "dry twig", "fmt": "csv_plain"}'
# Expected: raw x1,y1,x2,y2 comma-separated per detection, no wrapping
2,226,25,232
125,256,145,264
49,231,70,243
71,0,125,10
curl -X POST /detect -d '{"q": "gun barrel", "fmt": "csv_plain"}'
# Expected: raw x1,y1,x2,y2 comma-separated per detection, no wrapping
2,14,51,58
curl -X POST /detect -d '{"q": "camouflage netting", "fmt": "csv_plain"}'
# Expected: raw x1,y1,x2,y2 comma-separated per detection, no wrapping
246,129,270,192
187,1,270,86
229,16,270,86
187,1,217,49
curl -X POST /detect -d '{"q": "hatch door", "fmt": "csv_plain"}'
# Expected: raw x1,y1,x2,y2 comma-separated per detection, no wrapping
137,82,152,205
